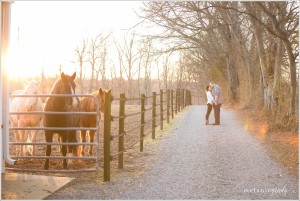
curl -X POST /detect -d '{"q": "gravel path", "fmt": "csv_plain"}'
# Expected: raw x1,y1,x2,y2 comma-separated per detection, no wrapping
47,105,299,200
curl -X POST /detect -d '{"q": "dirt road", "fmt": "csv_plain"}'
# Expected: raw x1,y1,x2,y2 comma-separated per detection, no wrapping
46,105,299,200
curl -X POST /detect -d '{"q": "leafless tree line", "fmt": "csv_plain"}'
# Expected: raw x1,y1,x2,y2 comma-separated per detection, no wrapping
73,29,195,105
137,1,298,130
71,2,298,129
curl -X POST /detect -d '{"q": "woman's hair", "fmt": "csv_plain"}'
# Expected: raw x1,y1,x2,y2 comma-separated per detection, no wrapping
205,85,210,92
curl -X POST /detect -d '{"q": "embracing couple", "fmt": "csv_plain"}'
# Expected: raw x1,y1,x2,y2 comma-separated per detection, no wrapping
205,81,222,125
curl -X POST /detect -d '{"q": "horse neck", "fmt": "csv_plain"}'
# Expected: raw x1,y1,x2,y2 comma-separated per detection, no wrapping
29,97,41,111
91,91,104,112
47,80,72,111
20,89,40,112
46,96,69,111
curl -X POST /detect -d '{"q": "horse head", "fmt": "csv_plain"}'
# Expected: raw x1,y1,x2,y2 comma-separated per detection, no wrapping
24,81,40,111
98,88,112,114
59,72,77,106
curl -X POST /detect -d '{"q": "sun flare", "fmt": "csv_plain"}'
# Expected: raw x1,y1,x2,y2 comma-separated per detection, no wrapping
7,1,143,82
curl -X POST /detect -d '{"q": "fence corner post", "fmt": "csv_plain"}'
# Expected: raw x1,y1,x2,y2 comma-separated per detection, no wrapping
103,91,112,182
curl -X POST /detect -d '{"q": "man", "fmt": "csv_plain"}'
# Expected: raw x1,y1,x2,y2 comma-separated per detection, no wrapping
210,81,222,125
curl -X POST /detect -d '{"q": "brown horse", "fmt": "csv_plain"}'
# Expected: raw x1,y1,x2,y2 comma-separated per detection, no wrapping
43,72,80,170
79,88,112,156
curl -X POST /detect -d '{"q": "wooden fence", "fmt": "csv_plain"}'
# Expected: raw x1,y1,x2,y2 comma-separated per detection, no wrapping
102,88,192,181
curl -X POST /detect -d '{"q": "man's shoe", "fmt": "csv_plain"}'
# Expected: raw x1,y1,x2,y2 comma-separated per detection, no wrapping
212,123,220,125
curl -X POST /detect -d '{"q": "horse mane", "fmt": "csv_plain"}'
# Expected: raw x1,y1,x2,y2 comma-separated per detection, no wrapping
80,91,99,112
11,81,38,97
44,78,69,112
49,79,62,94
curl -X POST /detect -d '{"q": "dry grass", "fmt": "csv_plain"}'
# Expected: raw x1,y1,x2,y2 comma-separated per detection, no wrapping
230,104,299,177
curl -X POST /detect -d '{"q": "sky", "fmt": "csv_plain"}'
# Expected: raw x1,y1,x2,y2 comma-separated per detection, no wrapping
8,1,144,80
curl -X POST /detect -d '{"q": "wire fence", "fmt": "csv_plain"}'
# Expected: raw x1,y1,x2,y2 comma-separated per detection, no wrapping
102,88,192,181
6,89,192,180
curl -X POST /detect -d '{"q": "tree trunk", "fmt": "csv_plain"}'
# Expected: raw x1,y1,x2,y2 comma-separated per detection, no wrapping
282,39,297,115
272,40,284,109
79,59,83,94
240,39,254,102
226,54,239,102
89,65,94,93
259,73,265,107
252,24,270,108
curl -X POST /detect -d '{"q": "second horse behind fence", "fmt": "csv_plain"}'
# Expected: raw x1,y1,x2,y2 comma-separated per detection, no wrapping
79,88,112,156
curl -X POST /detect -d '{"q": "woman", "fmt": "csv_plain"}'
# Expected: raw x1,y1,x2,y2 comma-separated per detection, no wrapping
205,85,214,125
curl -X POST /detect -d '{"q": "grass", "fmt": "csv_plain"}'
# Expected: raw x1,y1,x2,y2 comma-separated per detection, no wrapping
230,104,299,177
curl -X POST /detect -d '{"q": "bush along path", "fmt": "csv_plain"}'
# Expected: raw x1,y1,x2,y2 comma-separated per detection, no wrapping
47,105,298,200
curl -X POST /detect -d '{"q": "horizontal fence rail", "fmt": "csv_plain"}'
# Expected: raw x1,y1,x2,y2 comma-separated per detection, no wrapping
9,127,97,131
103,88,192,182
6,89,192,179
10,111,98,115
5,168,97,173
10,142,97,146
8,93,101,173
11,156,96,160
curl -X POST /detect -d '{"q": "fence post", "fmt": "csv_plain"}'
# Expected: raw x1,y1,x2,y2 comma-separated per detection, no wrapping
167,89,170,124
118,93,125,169
181,89,184,109
188,90,190,106
171,89,174,119
178,89,182,111
189,90,192,105
178,89,181,112
175,89,178,114
152,92,156,139
140,94,145,152
103,91,112,182
185,89,188,107
160,89,163,130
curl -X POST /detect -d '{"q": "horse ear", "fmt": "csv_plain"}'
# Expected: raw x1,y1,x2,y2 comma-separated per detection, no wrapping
99,88,103,95
71,72,76,80
61,72,66,82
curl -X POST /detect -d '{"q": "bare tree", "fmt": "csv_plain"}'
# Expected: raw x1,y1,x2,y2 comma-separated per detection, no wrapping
74,37,88,94
86,33,110,93
114,38,126,94
115,31,140,104
95,40,110,89
140,37,155,97
138,1,298,129
255,2,298,116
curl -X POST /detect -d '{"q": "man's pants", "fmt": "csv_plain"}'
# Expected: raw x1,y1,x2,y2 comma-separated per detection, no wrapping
213,103,222,124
